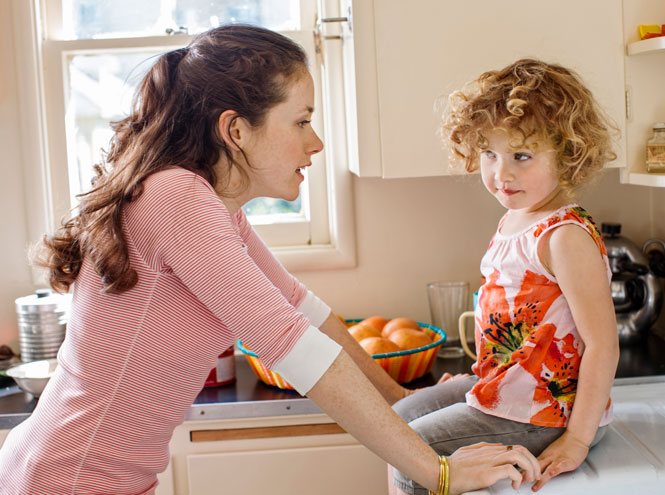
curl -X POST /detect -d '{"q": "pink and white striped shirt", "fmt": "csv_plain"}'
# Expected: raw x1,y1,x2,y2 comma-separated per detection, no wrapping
0,168,340,494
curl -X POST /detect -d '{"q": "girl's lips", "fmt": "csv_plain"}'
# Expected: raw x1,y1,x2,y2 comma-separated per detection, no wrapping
500,188,520,196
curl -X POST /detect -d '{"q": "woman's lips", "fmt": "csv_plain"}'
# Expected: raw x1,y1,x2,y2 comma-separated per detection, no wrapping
296,164,310,179
296,163,311,176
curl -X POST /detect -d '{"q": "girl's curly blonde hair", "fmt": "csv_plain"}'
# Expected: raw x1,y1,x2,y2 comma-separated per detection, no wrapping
441,58,617,195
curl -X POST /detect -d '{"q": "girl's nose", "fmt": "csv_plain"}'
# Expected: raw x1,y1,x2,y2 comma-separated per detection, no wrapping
495,158,514,182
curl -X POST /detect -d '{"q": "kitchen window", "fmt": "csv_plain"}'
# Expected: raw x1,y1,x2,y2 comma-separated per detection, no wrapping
14,0,355,275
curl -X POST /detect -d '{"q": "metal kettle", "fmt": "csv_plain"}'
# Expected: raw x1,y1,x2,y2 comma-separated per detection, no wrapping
602,223,663,345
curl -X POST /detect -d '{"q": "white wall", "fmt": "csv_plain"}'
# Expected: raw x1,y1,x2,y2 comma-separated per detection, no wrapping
0,0,37,350
0,1,662,351
295,169,657,323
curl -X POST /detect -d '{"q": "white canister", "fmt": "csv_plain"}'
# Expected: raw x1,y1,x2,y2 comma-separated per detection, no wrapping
15,289,72,362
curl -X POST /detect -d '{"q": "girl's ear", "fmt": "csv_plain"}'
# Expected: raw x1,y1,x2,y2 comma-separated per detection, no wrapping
217,110,251,151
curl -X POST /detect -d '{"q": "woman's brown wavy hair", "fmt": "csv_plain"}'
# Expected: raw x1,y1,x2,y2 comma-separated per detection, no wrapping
36,24,308,294
441,58,617,194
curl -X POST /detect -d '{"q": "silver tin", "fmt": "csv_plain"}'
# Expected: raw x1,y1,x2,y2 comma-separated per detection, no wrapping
15,289,72,362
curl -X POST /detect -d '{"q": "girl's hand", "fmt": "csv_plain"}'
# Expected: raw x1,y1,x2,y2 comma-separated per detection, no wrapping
437,372,469,384
448,442,541,495
531,431,589,491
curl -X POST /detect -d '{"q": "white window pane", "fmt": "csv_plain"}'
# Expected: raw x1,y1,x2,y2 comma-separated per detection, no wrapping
60,0,300,39
243,197,303,217
173,0,301,33
66,52,159,199
66,50,310,223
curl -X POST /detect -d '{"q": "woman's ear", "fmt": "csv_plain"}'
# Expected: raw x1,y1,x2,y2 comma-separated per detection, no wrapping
217,110,249,151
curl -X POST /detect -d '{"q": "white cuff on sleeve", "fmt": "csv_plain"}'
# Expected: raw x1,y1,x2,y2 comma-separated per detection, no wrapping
271,325,342,395
296,290,331,328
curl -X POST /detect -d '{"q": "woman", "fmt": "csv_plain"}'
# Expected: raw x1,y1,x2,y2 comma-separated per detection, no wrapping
0,25,539,495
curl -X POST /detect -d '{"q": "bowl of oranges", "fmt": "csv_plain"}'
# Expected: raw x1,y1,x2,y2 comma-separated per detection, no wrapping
238,316,446,390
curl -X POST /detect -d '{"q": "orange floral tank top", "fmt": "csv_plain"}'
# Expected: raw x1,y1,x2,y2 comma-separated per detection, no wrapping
465,205,613,427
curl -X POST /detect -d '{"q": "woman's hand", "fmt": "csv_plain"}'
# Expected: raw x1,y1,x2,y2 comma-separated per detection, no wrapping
531,431,589,491
400,372,470,400
448,442,541,495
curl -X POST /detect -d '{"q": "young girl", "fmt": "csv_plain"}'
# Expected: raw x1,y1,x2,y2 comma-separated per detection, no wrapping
390,59,619,494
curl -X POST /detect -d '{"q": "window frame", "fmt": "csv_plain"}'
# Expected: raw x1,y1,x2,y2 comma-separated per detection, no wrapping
13,0,356,279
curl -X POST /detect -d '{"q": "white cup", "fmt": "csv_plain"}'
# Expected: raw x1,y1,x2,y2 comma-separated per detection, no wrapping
458,311,477,360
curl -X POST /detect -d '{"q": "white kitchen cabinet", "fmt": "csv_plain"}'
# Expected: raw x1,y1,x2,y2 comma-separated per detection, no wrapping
186,444,384,494
338,0,626,178
622,0,665,187
166,414,387,495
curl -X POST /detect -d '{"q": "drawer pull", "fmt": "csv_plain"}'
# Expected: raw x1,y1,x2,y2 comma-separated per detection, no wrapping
190,423,346,442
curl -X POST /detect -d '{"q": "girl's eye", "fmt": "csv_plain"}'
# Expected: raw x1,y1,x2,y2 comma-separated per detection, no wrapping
482,150,496,159
297,120,311,128
514,152,531,161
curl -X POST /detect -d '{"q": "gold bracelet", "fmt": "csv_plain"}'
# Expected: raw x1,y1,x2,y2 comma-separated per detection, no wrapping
442,455,450,495
428,455,448,495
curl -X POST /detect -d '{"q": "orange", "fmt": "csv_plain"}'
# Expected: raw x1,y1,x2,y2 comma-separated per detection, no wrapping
360,316,389,332
382,317,421,338
388,328,432,350
334,313,356,327
359,337,401,355
348,324,381,342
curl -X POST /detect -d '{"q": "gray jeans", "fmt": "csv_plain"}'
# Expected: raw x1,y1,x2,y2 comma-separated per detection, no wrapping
391,376,607,495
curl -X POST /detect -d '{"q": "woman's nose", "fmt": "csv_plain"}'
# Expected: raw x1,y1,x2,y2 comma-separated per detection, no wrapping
308,129,324,155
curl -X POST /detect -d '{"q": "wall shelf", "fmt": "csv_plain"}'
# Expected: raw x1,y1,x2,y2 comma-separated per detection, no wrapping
623,1,665,188
628,171,665,187
627,36,665,55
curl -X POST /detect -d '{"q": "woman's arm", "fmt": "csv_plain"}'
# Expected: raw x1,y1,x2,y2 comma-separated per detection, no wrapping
234,210,309,305
317,312,414,405
532,224,619,491
235,211,415,403
307,350,542,495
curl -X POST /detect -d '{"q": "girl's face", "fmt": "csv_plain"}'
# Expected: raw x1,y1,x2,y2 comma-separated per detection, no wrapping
479,128,561,213
242,72,323,203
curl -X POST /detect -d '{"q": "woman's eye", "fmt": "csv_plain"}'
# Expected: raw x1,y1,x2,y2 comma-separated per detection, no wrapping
482,150,495,158
297,120,311,128
514,152,531,161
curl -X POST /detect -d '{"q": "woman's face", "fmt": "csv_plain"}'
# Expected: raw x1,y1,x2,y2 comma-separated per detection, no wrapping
242,72,324,203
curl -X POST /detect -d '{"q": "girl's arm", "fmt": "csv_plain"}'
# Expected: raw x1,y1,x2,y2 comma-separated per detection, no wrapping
532,224,619,491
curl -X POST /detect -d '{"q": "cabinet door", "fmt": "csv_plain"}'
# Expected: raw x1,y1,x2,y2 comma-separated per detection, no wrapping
186,444,387,495
154,461,174,495
343,0,626,178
